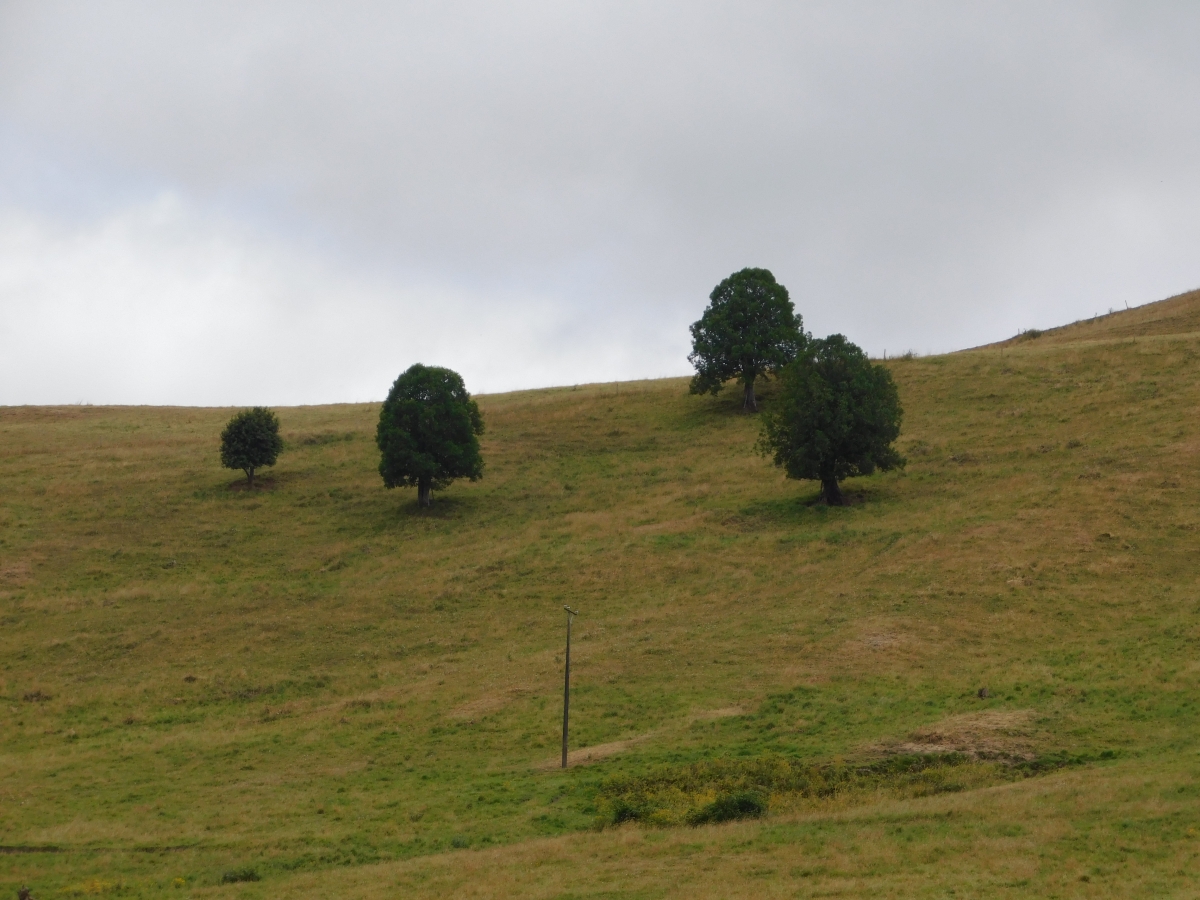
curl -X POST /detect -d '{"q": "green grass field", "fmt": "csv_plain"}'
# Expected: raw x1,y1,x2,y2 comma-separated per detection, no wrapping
4,289,1200,897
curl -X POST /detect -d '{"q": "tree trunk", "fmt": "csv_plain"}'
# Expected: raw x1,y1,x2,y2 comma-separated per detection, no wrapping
246,467,255,488
418,478,432,508
742,378,758,412
822,478,844,506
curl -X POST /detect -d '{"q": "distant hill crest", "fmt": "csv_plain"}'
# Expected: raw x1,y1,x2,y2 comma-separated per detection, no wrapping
978,286,1200,350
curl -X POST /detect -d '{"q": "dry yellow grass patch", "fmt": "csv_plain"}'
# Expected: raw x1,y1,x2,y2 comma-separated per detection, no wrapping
448,687,532,722
535,734,656,770
689,706,744,720
536,707,747,769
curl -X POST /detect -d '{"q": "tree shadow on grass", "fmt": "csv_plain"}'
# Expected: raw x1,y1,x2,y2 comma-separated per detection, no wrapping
380,490,483,523
222,471,303,493
740,481,895,524
677,379,785,428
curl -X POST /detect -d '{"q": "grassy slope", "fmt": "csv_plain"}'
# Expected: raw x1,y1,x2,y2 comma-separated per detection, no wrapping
4,291,1200,896
986,286,1200,348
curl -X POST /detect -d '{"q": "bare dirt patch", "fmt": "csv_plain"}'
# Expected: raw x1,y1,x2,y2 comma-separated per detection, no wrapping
831,625,927,673
1,559,34,586
881,709,1038,760
862,632,901,650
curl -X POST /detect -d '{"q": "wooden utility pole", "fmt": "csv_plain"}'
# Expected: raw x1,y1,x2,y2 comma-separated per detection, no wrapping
562,606,578,768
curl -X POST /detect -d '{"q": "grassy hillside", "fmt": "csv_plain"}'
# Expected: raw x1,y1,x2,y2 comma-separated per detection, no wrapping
987,286,1200,347
4,290,1200,897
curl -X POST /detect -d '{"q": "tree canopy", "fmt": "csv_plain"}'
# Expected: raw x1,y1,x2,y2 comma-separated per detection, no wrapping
376,364,484,508
219,407,284,487
688,267,806,411
758,334,904,505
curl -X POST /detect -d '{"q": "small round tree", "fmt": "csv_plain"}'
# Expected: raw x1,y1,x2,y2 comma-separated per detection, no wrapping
758,334,904,505
220,407,284,487
688,267,807,411
376,364,484,508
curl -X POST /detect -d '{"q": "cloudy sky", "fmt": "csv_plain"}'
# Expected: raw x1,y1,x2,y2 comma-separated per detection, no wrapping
2,2,1198,406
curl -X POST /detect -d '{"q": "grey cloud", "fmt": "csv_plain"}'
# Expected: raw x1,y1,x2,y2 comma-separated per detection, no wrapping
1,2,1199,403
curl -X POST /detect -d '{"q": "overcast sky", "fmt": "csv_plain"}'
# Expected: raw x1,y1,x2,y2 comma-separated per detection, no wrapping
2,2,1198,405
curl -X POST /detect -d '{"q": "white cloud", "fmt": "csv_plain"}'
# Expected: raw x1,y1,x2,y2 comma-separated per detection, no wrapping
0,192,675,405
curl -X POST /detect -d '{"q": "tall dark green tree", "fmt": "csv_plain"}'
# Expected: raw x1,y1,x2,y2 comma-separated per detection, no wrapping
688,267,806,411
376,364,484,508
219,407,284,487
758,334,904,505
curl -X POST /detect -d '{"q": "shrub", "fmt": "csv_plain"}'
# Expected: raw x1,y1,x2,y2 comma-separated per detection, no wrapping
220,867,260,884
687,791,768,825
608,798,645,825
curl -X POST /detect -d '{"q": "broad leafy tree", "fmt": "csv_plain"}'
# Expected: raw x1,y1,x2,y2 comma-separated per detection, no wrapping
220,407,284,487
376,364,484,508
758,334,904,505
688,267,806,411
